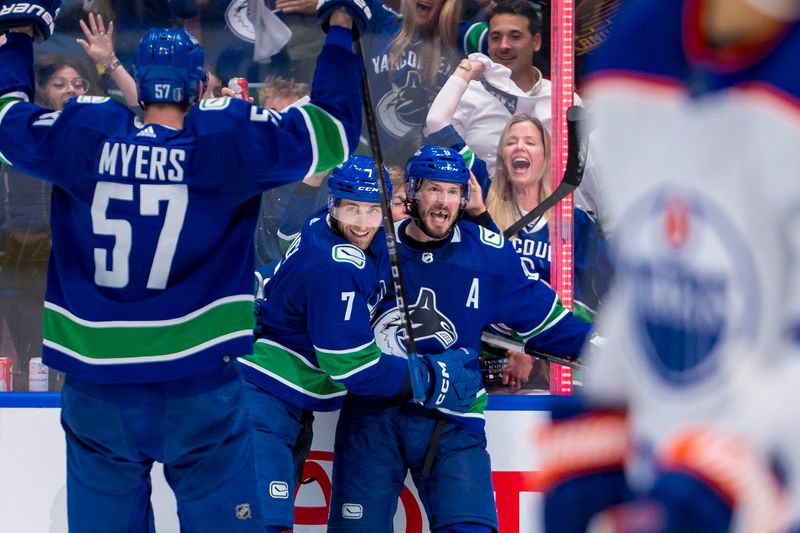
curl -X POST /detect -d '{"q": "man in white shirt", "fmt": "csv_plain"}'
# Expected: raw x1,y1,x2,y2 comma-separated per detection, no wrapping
446,0,606,226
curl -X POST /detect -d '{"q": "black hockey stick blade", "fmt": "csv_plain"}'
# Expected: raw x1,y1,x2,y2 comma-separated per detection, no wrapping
480,331,585,370
503,105,590,238
356,42,427,403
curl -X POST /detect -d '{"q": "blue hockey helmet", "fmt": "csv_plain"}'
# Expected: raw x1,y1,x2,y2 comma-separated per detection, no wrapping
405,145,470,202
405,146,470,236
328,155,392,204
134,28,208,105
328,156,391,232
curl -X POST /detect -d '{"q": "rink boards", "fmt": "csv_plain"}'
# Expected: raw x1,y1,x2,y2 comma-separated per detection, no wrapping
0,394,567,532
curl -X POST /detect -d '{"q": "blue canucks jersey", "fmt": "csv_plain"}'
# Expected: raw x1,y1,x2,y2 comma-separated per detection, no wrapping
426,124,612,314
239,208,408,411
512,209,611,314
362,3,465,164
0,30,361,382
373,219,592,426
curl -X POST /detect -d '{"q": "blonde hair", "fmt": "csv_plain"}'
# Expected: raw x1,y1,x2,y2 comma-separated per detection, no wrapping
486,114,551,233
389,0,462,86
388,165,406,195
258,76,309,107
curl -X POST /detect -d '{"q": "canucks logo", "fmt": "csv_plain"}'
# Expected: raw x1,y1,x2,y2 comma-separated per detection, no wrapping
618,190,759,385
373,287,457,355
376,70,431,139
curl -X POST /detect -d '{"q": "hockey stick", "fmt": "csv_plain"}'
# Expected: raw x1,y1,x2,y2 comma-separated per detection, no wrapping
503,105,590,238
356,42,427,403
481,331,585,370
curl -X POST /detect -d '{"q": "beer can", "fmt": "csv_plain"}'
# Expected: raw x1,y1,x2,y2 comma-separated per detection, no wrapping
28,357,49,392
227,77,249,100
0,357,12,392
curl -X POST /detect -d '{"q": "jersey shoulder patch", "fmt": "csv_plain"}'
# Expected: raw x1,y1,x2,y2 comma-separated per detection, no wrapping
478,225,504,249
331,244,366,269
198,97,232,110
75,95,111,104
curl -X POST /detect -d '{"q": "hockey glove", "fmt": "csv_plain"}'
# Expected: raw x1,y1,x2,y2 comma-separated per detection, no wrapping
419,348,482,413
0,0,62,41
317,0,371,39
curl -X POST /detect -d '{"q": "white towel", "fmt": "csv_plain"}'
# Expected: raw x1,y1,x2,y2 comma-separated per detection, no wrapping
251,0,293,62
467,52,530,97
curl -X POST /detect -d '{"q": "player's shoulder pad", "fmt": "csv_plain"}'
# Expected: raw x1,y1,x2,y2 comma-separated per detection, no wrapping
331,243,367,270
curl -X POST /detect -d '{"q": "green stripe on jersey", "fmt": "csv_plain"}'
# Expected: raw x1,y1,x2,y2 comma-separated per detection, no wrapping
572,300,595,324
43,297,254,361
315,341,382,380
0,97,21,126
470,389,489,415
437,389,488,420
458,145,476,170
243,340,346,397
513,295,570,342
300,104,349,176
463,22,488,55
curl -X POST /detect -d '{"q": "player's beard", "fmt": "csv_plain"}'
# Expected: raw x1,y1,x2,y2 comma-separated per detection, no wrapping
417,203,458,240
332,218,378,250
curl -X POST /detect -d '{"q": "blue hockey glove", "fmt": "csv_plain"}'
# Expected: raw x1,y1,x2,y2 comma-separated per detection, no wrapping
419,348,482,412
317,0,371,39
0,0,62,41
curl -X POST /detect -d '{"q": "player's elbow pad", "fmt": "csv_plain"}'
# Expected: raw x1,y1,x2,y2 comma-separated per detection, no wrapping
538,402,631,533
654,427,790,533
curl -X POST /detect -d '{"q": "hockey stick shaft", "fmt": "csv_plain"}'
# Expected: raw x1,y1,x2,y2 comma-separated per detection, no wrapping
480,331,585,370
503,105,590,238
356,42,427,403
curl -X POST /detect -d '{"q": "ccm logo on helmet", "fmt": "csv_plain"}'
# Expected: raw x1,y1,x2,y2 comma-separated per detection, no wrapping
0,3,57,33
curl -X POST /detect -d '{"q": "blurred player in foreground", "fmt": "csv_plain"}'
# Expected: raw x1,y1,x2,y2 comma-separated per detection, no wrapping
538,0,800,532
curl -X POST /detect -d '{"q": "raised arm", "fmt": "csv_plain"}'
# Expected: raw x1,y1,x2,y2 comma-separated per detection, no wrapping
76,13,139,107
426,58,485,133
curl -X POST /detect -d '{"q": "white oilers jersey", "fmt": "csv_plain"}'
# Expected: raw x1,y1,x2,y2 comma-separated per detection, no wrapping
581,0,800,491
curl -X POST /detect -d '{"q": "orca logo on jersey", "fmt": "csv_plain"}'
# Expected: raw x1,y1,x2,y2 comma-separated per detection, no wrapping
374,69,444,139
617,189,759,385
372,287,458,355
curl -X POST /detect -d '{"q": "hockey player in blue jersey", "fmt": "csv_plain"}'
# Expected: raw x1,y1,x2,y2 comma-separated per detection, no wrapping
0,1,363,530
239,155,484,532
327,145,593,533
